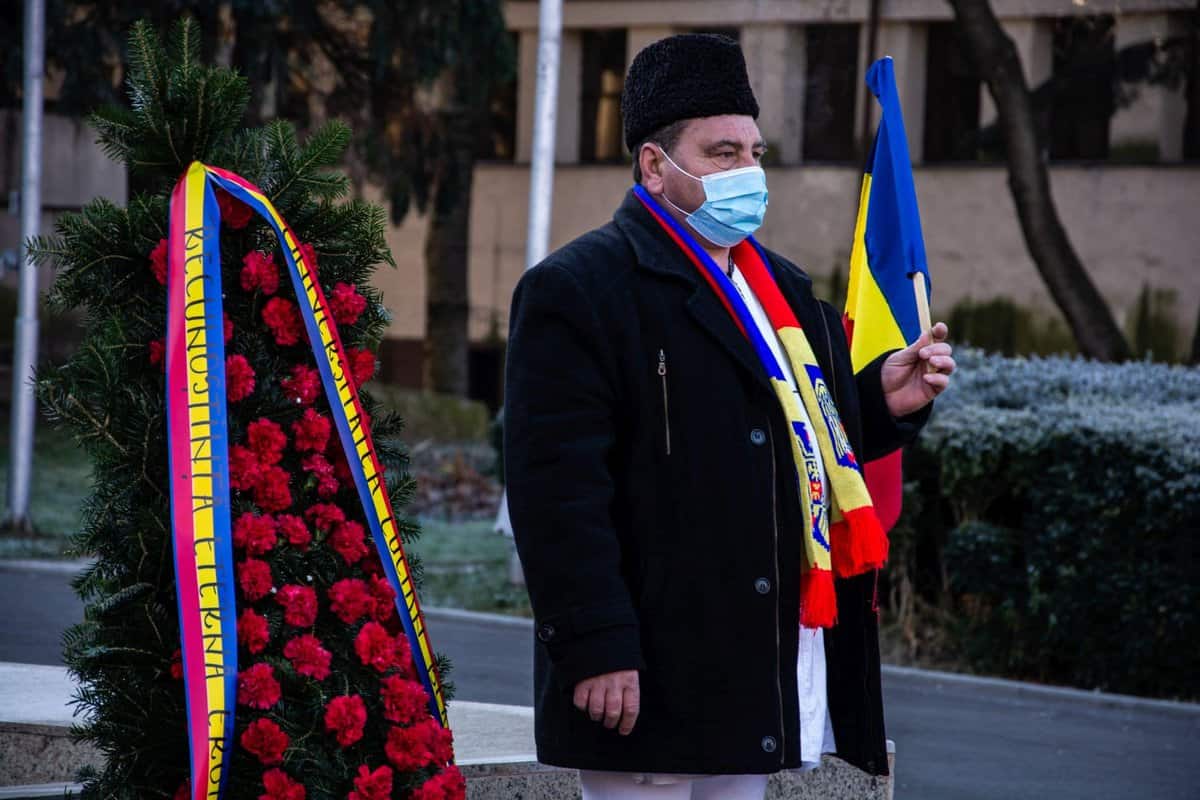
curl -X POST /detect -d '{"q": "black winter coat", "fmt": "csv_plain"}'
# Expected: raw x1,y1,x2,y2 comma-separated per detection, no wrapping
503,188,930,777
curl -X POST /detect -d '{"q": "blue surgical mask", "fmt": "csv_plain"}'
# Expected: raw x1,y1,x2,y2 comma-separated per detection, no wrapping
655,146,769,247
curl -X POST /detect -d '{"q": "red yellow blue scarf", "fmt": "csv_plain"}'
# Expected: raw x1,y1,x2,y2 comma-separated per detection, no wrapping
635,185,888,628
167,162,447,799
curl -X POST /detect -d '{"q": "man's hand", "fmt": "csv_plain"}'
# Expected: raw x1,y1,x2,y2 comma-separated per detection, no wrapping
573,669,640,736
881,321,955,418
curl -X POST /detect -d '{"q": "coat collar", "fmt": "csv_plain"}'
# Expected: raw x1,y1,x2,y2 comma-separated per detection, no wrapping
612,187,835,393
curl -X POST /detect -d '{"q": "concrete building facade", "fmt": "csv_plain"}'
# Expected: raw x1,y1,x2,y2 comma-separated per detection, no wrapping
368,0,1199,398
2,2,1196,402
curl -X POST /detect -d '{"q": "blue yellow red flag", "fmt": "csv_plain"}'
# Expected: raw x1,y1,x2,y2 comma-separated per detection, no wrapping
843,56,932,532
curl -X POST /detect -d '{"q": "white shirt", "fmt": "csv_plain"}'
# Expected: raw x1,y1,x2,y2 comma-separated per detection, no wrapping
730,260,837,771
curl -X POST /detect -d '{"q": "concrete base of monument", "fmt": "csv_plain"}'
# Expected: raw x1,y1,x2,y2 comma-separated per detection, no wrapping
0,662,893,799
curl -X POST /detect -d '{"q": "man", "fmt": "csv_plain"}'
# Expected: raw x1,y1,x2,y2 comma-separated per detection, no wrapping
504,34,954,799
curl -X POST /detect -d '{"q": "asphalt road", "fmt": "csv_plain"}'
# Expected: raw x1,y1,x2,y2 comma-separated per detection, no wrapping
2,564,1197,800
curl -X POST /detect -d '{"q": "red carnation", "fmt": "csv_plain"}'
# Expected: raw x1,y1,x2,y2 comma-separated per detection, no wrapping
291,408,331,453
274,585,316,628
298,242,319,276
282,634,331,680
254,465,293,513
384,719,454,771
263,297,304,347
275,514,311,551
247,418,287,465
369,575,397,623
234,512,278,557
329,282,367,326
260,768,306,800
174,780,189,800
239,609,270,654
323,694,367,748
238,662,282,710
149,338,166,370
355,621,400,673
281,364,321,406
331,520,368,565
149,238,168,285
328,444,353,486
276,584,318,628
224,312,234,344
238,558,274,601
305,503,345,532
410,766,466,800
346,348,376,389
217,189,254,230
301,453,340,499
241,250,280,296
241,718,289,765
348,764,393,800
329,578,374,625
230,445,260,492
226,354,256,402
380,675,429,724
169,648,183,680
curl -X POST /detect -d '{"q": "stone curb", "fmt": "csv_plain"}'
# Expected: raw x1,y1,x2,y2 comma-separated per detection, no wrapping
880,664,1200,716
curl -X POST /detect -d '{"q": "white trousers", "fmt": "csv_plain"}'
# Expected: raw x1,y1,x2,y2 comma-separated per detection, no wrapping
579,769,769,800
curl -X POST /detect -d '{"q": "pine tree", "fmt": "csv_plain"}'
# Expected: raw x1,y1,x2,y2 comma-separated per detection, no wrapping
30,20,458,800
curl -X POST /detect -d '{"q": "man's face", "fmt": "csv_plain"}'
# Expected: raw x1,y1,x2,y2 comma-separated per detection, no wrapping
639,114,766,242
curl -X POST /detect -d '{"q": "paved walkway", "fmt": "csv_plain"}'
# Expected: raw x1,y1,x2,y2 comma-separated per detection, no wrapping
2,561,1197,799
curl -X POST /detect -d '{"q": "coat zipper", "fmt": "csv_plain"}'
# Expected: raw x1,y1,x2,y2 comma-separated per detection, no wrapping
765,416,785,765
658,349,671,456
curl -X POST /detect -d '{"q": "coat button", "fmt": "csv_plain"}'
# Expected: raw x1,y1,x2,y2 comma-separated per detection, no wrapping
761,735,777,753
536,623,556,642
754,577,771,594
749,428,766,446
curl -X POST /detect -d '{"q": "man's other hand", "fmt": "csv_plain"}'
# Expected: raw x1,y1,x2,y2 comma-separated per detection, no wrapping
882,321,955,418
574,670,640,735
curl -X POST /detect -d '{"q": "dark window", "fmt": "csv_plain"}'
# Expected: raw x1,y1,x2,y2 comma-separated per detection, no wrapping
923,22,982,162
580,29,627,162
1050,15,1116,160
1184,10,1200,160
803,24,860,162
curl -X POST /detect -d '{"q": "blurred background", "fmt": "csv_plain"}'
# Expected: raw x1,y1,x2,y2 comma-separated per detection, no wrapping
0,1,1195,800
0,2,1198,797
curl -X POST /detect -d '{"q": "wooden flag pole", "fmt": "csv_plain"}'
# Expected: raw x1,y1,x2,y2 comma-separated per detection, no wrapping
912,271,937,372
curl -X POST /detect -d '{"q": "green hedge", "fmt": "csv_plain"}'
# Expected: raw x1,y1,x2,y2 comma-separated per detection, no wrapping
367,385,492,442
891,350,1200,699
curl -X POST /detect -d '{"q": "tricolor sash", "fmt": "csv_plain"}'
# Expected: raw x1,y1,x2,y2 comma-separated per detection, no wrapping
633,184,888,628
167,162,447,800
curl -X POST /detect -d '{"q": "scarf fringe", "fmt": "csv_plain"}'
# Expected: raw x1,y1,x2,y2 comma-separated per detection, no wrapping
831,507,889,578
800,567,838,628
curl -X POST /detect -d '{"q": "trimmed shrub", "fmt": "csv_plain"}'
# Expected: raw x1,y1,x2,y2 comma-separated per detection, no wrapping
891,350,1200,699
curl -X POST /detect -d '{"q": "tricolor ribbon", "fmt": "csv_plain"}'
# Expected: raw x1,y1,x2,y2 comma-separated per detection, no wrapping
167,162,447,800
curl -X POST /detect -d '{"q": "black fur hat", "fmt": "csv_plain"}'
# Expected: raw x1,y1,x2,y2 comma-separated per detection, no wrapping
621,33,760,152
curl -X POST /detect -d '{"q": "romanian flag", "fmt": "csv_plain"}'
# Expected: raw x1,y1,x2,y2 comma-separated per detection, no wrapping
843,56,932,532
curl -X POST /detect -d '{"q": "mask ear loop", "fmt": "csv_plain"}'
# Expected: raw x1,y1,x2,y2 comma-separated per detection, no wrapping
644,143,701,218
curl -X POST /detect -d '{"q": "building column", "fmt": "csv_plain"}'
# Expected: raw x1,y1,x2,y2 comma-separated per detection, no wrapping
742,25,806,165
865,22,928,165
516,27,583,164
979,18,1053,127
1111,12,1189,162
626,26,675,72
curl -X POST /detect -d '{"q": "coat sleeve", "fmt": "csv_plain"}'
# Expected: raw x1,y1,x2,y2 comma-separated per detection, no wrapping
503,262,645,688
854,351,932,462
818,301,932,462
